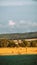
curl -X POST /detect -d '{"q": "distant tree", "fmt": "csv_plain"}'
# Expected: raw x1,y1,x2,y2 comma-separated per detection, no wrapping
8,40,16,47
18,40,27,47
26,42,31,47
0,41,1,47
0,39,9,47
23,40,28,47
0,39,8,47
30,40,37,47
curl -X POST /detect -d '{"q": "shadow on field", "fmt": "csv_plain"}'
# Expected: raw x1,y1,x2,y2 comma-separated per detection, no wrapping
0,54,37,65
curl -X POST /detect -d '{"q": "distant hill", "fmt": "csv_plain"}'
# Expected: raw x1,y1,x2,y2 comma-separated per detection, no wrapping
0,32,37,40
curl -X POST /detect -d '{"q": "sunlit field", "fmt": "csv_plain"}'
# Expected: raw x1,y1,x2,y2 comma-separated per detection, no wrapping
0,47,37,55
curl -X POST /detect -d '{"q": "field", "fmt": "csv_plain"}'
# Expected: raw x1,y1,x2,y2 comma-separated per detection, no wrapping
0,55,37,65
0,35,37,65
0,47,37,55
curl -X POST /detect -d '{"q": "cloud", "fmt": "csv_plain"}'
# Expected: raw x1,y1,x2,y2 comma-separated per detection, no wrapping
32,22,37,26
0,24,3,27
20,20,26,24
0,1,36,6
0,20,16,29
0,20,37,29
18,20,37,28
8,20,15,27
0,20,37,33
8,20,37,29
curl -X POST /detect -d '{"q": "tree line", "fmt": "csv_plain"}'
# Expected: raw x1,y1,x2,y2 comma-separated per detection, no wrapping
0,39,37,47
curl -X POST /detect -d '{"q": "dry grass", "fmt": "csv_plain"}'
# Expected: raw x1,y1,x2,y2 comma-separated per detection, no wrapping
0,47,37,55
25,38,37,41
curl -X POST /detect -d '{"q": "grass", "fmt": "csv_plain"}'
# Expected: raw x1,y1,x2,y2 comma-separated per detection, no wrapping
0,54,37,65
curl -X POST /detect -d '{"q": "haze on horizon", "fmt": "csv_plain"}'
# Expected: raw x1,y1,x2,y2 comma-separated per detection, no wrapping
0,0,37,34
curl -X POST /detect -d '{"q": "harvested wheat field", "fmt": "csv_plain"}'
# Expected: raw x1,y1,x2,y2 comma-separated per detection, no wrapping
0,47,37,55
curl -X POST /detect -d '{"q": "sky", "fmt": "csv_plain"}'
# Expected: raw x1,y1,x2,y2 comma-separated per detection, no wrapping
0,0,37,33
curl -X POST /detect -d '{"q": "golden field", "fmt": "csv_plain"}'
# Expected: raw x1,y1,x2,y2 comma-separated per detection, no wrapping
0,47,37,55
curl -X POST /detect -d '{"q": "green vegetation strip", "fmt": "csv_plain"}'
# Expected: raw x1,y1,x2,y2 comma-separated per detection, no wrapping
0,54,37,65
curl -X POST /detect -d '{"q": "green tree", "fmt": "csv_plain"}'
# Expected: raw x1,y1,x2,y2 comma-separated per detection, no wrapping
30,40,37,47
8,40,16,47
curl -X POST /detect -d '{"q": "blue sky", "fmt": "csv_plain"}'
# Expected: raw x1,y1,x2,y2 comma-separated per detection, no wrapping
0,0,37,33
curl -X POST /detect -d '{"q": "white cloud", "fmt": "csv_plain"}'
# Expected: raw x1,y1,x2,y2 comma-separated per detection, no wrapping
0,20,37,29
0,1,35,6
8,20,15,27
0,24,3,27
0,20,37,33
32,22,37,26
19,20,37,27
20,20,26,24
